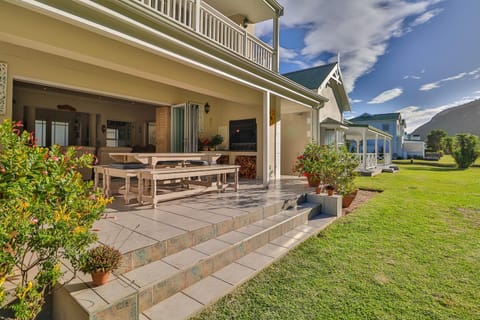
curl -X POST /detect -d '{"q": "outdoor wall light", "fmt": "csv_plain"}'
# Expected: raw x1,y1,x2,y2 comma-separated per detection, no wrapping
204,102,210,114
242,17,249,28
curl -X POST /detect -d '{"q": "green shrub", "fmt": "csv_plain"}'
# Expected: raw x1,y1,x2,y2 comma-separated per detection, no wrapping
452,133,480,169
0,120,109,320
80,245,122,274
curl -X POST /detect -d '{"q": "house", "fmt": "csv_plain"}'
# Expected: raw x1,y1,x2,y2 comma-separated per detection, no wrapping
403,134,425,158
349,112,406,159
0,0,328,187
283,63,393,172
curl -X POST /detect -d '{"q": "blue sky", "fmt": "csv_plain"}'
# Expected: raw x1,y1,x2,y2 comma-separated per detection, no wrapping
257,0,480,132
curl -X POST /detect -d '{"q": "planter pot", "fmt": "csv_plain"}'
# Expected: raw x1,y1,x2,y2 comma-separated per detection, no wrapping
315,186,321,194
306,174,320,187
201,146,209,151
209,147,216,151
327,189,334,196
91,271,110,286
342,189,358,208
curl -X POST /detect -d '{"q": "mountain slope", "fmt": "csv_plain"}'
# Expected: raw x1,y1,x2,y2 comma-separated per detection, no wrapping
413,99,480,139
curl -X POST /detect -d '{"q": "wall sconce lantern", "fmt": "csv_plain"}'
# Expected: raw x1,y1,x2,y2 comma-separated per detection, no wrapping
242,17,249,28
204,102,210,114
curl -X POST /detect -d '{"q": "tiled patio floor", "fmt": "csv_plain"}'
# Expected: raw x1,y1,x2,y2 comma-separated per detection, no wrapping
94,176,314,256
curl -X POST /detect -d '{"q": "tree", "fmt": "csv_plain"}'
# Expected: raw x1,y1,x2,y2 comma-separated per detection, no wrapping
452,133,480,169
426,129,448,152
441,136,454,154
0,120,109,320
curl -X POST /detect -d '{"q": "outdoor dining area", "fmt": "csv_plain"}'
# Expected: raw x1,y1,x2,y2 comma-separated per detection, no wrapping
93,152,240,207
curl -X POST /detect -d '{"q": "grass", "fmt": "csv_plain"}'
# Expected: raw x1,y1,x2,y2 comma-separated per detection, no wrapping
194,165,480,319
393,155,480,167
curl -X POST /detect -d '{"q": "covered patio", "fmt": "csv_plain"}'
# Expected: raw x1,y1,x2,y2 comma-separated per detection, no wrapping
345,123,393,172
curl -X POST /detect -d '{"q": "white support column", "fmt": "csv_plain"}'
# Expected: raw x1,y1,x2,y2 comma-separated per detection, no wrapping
374,133,378,167
388,139,392,164
272,14,280,72
274,102,281,180
362,130,367,170
356,138,360,153
383,136,387,164
194,0,201,32
311,108,320,144
263,91,271,188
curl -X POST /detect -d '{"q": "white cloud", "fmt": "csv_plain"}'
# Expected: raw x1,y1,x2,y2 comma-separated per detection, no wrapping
350,99,363,103
259,0,441,92
368,88,403,104
410,8,443,26
397,94,480,132
403,75,421,80
420,71,468,91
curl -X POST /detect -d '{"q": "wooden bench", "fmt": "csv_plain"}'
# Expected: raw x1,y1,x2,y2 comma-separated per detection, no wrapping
138,165,240,207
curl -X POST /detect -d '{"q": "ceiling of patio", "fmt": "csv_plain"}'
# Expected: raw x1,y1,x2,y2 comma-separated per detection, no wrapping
204,0,276,23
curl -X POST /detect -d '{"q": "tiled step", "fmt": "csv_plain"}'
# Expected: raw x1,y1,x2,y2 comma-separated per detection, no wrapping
57,203,319,320
95,198,299,274
142,213,337,320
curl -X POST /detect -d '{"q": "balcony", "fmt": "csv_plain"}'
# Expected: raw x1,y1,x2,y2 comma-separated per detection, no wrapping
131,0,274,70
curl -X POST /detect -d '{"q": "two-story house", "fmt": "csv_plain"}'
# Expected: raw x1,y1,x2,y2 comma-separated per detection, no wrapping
0,0,328,186
349,112,405,159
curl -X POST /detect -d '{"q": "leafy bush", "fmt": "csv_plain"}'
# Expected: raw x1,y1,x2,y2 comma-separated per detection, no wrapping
80,245,121,273
0,120,109,320
452,133,480,169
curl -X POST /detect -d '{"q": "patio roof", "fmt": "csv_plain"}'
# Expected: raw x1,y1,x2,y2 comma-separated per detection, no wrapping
345,123,392,140
320,117,348,130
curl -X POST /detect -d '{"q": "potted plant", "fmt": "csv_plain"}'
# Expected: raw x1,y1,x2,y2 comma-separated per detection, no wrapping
210,134,224,150
333,147,360,207
80,244,122,286
325,184,335,196
198,138,210,151
293,141,324,187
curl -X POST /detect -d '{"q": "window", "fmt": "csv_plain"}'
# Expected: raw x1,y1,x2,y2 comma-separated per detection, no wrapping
324,129,335,145
106,128,119,147
382,123,390,132
51,121,69,146
34,120,46,146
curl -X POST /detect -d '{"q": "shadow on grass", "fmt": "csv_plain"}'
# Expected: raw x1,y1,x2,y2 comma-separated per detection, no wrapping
402,166,461,172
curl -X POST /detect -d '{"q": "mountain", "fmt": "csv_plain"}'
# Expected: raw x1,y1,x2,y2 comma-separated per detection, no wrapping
412,99,480,139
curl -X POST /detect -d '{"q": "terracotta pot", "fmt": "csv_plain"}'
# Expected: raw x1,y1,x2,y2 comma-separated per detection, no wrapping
306,174,320,187
315,186,321,194
91,271,110,286
201,146,209,151
342,189,358,208
327,189,334,196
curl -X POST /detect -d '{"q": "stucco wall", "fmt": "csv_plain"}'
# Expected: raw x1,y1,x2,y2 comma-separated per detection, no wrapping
281,112,312,175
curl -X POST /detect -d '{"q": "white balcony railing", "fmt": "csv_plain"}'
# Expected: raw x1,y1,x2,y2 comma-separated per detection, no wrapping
132,0,274,70
356,153,377,169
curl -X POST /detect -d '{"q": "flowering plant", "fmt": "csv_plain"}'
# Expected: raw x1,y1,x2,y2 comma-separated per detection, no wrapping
0,120,109,319
198,138,210,147
292,141,324,184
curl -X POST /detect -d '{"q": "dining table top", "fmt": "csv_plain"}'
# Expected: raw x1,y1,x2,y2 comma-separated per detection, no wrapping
108,152,222,167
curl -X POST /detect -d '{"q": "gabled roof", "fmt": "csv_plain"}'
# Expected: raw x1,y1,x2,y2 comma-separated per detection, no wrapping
282,62,351,112
350,112,402,122
282,63,337,90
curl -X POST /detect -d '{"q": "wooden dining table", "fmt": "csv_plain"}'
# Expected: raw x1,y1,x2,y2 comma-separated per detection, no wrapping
108,152,222,168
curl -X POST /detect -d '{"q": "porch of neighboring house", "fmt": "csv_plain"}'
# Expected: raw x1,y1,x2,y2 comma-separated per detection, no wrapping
49,176,338,320
345,123,393,176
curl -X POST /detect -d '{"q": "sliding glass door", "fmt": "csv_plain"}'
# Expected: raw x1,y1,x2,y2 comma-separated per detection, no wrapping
171,103,199,152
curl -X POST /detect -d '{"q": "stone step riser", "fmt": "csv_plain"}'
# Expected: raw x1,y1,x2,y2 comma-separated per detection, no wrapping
117,202,286,274
92,208,312,319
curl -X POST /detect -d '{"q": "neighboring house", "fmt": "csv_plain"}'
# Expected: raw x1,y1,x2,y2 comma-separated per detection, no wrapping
282,62,349,173
403,134,425,158
0,0,329,185
349,112,406,159
283,63,392,172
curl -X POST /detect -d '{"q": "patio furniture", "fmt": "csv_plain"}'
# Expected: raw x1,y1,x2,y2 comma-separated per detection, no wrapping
139,164,240,207
108,152,222,168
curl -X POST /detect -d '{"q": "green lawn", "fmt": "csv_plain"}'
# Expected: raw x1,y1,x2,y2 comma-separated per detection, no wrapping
194,165,480,319
393,155,480,167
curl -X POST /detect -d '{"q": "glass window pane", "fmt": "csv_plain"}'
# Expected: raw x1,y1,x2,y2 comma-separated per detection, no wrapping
51,121,69,146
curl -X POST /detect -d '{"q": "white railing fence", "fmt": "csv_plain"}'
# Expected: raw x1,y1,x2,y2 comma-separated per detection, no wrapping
132,0,273,69
356,153,377,169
